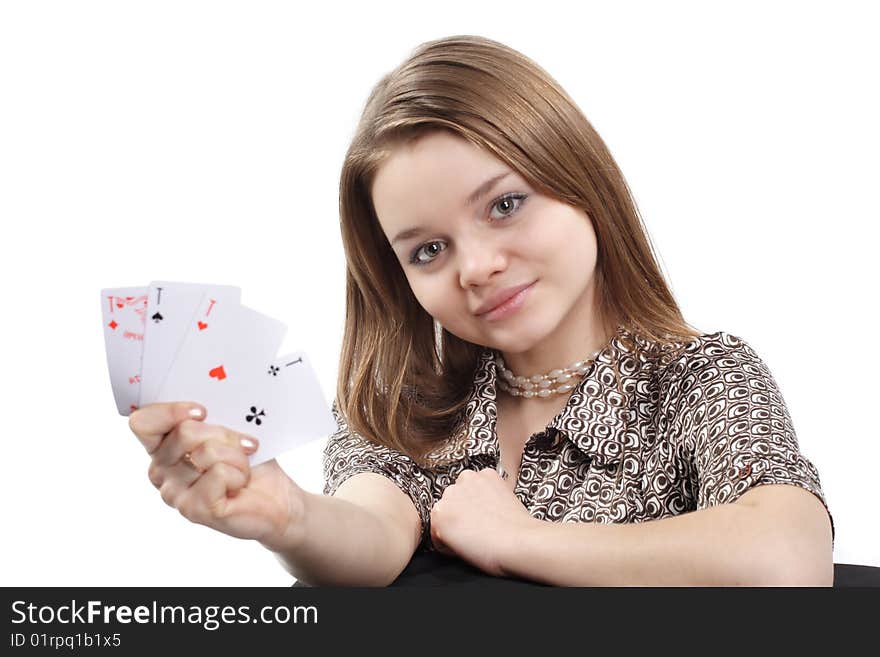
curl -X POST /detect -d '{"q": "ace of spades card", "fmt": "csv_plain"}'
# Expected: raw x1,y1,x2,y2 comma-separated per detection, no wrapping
139,281,242,408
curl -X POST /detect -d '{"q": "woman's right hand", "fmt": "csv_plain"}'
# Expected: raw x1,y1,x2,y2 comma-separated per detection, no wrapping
128,401,308,552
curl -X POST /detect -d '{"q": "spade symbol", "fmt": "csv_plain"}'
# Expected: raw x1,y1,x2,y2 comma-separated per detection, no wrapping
246,406,266,426
152,312,164,323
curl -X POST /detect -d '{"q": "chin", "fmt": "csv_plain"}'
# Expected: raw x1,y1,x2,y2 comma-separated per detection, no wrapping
445,313,555,353
481,323,553,355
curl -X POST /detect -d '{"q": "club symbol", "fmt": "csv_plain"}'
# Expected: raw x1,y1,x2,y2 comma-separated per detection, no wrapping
268,365,280,376
152,312,164,323
246,406,266,425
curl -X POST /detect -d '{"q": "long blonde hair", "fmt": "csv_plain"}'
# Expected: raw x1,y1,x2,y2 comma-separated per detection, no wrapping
336,35,702,468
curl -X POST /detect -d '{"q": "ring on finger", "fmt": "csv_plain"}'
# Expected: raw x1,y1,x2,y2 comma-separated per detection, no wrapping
181,451,205,474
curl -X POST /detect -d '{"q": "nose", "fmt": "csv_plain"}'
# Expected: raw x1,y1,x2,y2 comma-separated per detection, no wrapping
457,235,507,289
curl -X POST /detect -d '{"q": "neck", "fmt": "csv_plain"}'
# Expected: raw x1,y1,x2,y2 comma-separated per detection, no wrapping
495,314,616,408
500,315,614,380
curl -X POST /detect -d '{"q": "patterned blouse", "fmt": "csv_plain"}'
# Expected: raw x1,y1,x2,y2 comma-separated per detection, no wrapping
323,325,835,554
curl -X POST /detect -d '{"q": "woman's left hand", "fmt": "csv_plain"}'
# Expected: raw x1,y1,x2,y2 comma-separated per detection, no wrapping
429,467,538,577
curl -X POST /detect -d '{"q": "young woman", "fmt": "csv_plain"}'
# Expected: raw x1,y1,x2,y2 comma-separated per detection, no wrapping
128,35,835,586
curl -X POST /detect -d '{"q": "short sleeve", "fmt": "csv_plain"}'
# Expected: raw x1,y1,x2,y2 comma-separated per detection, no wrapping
322,399,435,548
673,332,835,548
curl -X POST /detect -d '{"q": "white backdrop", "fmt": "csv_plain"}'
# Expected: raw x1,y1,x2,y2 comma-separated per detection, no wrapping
2,0,876,586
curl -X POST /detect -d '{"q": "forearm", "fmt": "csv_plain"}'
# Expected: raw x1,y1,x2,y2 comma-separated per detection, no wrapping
501,503,796,586
263,491,408,587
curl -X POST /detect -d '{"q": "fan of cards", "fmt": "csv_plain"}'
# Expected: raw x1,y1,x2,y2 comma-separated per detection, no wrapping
100,281,338,466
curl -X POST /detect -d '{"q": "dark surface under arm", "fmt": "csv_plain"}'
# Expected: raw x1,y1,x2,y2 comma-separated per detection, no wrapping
292,551,880,587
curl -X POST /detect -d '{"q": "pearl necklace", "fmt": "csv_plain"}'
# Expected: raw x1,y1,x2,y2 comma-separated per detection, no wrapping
494,350,601,398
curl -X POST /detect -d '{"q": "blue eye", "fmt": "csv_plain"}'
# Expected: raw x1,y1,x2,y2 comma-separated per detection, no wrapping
408,193,528,267
410,241,446,266
488,193,527,220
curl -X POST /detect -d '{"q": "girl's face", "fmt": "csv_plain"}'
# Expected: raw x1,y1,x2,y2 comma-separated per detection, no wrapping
371,130,602,357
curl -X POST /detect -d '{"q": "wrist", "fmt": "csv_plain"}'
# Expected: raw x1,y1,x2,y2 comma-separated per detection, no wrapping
259,481,312,555
499,516,546,579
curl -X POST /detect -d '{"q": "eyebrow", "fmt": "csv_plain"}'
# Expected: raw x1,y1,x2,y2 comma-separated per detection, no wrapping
390,171,512,246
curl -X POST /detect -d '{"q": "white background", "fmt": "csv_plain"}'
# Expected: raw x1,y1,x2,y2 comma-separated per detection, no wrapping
1,0,876,586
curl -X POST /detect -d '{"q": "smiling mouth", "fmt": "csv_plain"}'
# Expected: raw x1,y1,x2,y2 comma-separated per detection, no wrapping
477,281,536,322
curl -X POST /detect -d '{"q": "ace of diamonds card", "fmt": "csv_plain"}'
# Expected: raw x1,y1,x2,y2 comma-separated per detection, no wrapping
100,287,149,415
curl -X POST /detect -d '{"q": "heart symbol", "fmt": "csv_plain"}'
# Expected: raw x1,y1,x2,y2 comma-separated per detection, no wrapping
116,302,124,308
198,321,208,330
209,365,226,381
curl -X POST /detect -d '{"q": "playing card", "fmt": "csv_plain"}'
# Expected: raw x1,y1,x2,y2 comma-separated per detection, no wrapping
100,287,149,415
139,281,241,408
155,294,287,419
232,351,338,466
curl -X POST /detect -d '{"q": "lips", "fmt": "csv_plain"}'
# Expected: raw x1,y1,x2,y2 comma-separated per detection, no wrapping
474,281,536,316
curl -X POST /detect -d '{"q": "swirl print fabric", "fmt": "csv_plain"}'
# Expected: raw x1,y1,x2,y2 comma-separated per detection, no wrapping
323,325,835,554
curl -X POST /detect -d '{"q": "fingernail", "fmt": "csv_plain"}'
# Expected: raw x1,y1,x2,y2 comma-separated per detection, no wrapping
188,406,205,419
240,436,258,452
